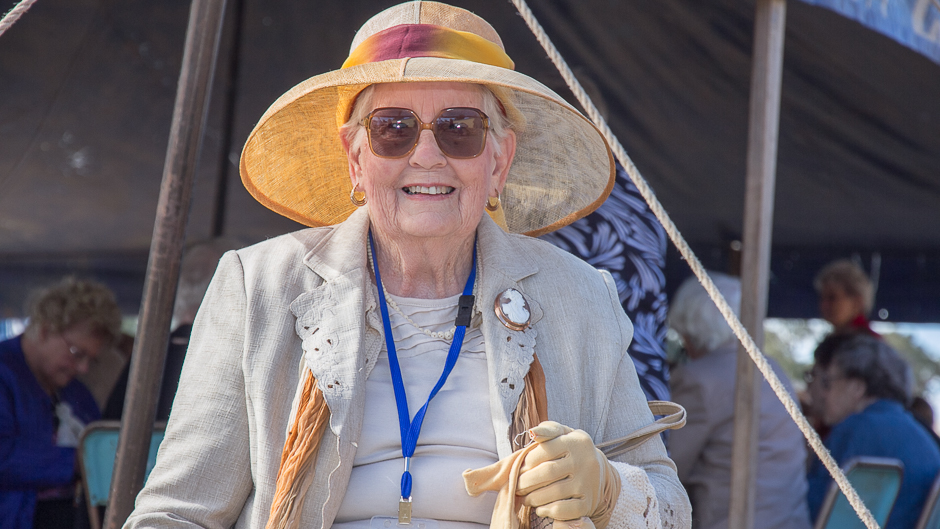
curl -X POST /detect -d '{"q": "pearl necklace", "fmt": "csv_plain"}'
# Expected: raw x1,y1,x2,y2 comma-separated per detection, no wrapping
367,243,471,341
381,283,457,341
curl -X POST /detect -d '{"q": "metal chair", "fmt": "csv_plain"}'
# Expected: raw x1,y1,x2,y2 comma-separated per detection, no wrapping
915,472,940,529
814,456,904,529
77,420,166,529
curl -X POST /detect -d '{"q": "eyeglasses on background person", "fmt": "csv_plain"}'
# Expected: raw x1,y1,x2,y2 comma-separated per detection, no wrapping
60,333,96,368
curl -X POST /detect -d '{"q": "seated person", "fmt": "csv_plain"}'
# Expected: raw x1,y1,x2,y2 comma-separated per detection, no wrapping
806,333,940,529
104,237,240,421
124,3,692,527
539,73,670,403
804,261,879,437
668,272,811,529
77,332,130,410
0,277,122,529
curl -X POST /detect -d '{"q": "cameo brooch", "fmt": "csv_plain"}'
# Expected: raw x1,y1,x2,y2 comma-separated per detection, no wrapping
494,288,531,331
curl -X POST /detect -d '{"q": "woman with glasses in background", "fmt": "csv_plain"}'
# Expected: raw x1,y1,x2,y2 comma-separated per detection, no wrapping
806,333,940,529
0,277,122,529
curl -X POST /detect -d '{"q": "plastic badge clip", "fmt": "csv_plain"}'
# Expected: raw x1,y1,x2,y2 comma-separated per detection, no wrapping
456,295,474,327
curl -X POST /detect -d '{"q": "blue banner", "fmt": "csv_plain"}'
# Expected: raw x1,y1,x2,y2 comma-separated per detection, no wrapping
800,0,940,64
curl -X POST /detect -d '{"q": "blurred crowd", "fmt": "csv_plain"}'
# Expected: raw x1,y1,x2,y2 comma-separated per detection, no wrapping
801,260,940,529
668,259,940,529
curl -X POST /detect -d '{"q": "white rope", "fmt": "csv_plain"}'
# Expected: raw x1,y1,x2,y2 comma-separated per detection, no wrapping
0,0,37,39
508,1,880,528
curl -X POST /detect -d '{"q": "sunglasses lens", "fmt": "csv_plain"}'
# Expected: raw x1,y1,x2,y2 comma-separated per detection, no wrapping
368,109,420,157
434,108,487,158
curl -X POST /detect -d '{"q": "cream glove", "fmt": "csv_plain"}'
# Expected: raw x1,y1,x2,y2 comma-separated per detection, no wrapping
516,421,622,528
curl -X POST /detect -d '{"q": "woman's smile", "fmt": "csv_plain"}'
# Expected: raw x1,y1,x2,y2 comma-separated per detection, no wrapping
402,185,455,196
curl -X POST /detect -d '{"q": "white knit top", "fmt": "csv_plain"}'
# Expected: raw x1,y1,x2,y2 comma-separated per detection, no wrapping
332,292,498,529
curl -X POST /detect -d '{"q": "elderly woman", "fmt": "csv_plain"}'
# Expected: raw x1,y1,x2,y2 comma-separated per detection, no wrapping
806,334,940,529
814,260,876,336
667,273,810,529
125,3,690,529
0,277,122,529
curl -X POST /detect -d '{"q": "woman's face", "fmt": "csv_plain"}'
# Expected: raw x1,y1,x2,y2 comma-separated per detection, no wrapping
819,362,867,426
344,82,516,244
31,322,105,391
819,283,864,330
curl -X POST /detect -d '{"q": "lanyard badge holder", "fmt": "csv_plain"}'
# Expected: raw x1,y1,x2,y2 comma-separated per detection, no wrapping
369,232,476,525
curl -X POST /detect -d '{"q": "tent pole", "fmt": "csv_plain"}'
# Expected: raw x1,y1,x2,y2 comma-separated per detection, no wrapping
729,0,787,528
210,0,246,238
103,0,228,526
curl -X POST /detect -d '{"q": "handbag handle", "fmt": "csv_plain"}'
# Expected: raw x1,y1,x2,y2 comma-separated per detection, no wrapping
595,400,686,459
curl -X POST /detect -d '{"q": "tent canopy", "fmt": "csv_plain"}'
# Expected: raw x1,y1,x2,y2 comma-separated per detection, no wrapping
1,0,938,321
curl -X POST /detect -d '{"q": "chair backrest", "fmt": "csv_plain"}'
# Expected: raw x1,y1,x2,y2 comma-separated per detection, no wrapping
78,420,166,529
915,472,940,529
814,457,904,529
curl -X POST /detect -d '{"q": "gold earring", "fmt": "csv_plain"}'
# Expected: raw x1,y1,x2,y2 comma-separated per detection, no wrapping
350,185,367,207
485,193,501,212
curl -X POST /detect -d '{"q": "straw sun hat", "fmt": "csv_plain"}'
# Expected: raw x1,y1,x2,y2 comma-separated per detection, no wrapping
240,1,614,236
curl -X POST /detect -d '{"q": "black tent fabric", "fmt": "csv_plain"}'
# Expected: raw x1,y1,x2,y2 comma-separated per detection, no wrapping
1,0,938,321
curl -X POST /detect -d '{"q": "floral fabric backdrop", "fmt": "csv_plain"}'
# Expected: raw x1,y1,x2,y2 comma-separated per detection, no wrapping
541,163,670,401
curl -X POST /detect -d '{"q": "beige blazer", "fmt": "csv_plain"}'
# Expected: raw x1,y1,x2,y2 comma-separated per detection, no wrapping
125,208,690,529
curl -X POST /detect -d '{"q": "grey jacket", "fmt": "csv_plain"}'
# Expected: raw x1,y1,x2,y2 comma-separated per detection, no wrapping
126,208,690,528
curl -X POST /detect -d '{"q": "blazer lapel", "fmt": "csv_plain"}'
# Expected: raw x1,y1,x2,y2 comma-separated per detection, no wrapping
290,208,383,437
475,216,546,458
288,209,385,529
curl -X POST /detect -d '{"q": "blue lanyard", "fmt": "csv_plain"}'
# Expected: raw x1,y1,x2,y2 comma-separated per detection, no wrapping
368,231,477,512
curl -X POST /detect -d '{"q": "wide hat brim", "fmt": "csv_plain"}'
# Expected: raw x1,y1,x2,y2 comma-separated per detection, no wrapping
240,56,615,236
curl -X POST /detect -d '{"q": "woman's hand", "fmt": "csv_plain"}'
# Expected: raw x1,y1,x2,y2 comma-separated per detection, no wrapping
516,422,621,528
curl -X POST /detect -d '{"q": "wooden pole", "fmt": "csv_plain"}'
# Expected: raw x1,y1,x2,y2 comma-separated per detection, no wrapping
103,0,227,526
728,0,787,528
210,0,246,238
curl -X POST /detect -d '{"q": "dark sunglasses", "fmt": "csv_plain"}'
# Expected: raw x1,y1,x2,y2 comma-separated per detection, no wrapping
361,107,490,159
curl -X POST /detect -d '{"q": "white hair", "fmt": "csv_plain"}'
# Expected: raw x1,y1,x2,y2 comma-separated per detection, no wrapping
340,83,512,157
668,271,741,353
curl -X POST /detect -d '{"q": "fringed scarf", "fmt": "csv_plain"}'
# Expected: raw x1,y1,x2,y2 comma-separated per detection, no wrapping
266,370,331,529
265,352,549,529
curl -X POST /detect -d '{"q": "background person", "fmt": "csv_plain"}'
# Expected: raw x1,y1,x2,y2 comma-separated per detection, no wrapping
103,237,242,421
540,72,669,403
802,260,879,435
125,3,691,528
806,333,940,529
668,272,811,529
0,277,121,529
814,259,877,336
77,332,131,410
542,161,669,402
